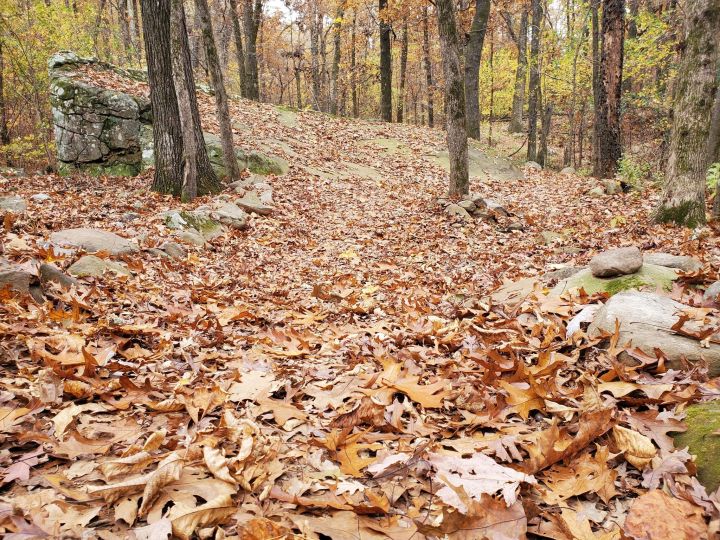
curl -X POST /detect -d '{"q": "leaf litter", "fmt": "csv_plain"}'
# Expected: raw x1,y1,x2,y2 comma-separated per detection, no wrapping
1,66,720,538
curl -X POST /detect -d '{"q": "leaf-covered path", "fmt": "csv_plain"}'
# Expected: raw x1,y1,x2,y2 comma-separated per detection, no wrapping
2,90,720,538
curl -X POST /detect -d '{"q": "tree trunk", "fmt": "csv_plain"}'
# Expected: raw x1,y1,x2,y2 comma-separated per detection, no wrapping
591,0,600,173
595,0,625,178
655,0,720,227
195,0,240,182
396,20,408,122
711,84,720,217
141,0,184,196
330,2,344,115
351,10,358,117
464,0,491,139
508,9,528,133
169,0,221,198
538,103,553,166
379,0,392,122
228,0,247,97
131,0,143,62
526,0,542,162
243,0,261,100
423,6,434,128
309,2,321,110
435,0,469,196
624,0,639,93
118,0,132,62
0,41,9,146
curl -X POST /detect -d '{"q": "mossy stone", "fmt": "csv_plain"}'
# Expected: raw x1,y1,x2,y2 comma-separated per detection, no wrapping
672,401,720,492
58,161,140,177
552,264,678,296
178,211,223,240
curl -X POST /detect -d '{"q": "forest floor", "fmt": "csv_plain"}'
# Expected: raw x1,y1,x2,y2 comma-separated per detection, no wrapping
2,88,720,539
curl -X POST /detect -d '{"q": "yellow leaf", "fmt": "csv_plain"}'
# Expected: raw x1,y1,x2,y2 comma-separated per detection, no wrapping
500,381,544,420
613,426,656,469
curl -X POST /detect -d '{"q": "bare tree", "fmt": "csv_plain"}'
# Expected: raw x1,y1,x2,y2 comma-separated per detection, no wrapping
526,0,542,162
379,0,392,121
464,0,491,139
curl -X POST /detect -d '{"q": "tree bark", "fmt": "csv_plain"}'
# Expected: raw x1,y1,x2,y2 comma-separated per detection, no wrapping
351,10,358,117
243,0,262,100
508,9,528,134
309,1,322,110
527,0,542,162
169,0,221,198
423,5,434,128
141,0,184,196
330,2,344,115
595,0,625,178
118,0,133,62
435,0,469,196
464,0,491,139
655,0,720,227
195,0,240,182
379,0,392,122
228,0,247,97
711,85,720,217
396,20,408,122
591,0,600,172
538,103,553,166
0,40,9,146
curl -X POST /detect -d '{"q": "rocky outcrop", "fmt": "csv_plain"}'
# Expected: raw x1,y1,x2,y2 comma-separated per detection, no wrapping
50,228,138,255
672,401,720,492
49,51,151,176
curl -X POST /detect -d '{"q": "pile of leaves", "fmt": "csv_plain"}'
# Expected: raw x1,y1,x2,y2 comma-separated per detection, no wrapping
2,63,720,539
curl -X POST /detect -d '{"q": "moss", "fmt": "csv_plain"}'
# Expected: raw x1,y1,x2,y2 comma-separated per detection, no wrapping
58,161,139,177
672,401,720,492
178,211,222,237
654,200,706,229
245,151,289,176
552,264,678,296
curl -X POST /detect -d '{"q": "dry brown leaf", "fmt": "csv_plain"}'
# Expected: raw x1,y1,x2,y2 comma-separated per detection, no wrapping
100,451,155,479
170,493,236,540
138,454,184,517
613,425,656,469
203,445,237,484
623,490,708,540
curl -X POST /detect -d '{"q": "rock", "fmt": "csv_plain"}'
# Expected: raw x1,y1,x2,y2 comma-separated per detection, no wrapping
203,132,289,179
31,193,51,202
163,211,187,230
0,195,27,214
503,221,524,232
160,242,186,259
120,212,141,222
50,228,137,255
228,174,265,192
587,186,605,198
704,281,720,302
465,193,488,210
68,255,130,278
49,52,149,176
643,252,702,273
588,291,720,376
553,264,677,297
602,180,622,195
542,266,584,282
258,189,273,205
525,161,542,170
0,167,25,176
0,258,34,294
491,277,541,308
589,246,643,278
212,202,248,229
235,191,274,216
458,199,477,213
540,231,563,245
176,230,206,247
39,263,79,290
163,210,224,240
559,166,576,175
445,204,471,220
485,199,509,217
671,401,720,492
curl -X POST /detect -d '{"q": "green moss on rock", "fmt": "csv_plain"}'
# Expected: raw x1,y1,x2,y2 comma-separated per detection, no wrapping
654,200,706,229
673,401,720,492
552,264,678,296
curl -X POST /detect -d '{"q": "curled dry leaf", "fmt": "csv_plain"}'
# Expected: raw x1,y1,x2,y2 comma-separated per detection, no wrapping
100,451,155,479
138,454,184,517
170,493,236,540
203,446,236,484
613,425,656,469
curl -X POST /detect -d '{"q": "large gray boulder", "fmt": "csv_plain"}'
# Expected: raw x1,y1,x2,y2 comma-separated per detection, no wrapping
50,228,137,255
235,191,274,216
49,52,150,176
39,263,79,290
0,259,34,294
0,196,27,214
553,264,677,297
588,291,720,376
68,255,130,278
643,252,702,272
589,246,643,277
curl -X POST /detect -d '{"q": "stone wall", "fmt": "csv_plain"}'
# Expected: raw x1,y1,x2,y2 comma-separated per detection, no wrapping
49,51,151,176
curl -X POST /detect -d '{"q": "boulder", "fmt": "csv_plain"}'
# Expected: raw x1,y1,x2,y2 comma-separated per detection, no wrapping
671,401,720,492
559,167,576,175
588,186,605,198
540,231,563,245
588,291,720,376
485,199,510,217
176,230,206,247
159,242,186,259
68,255,130,278
31,193,51,203
39,263,79,290
643,252,702,273
525,161,542,170
0,259,34,294
204,132,289,179
445,204,471,220
235,191,274,216
704,281,720,302
50,228,137,255
602,180,622,195
0,195,27,214
553,264,677,297
589,246,643,278
211,202,249,229
458,199,477,213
